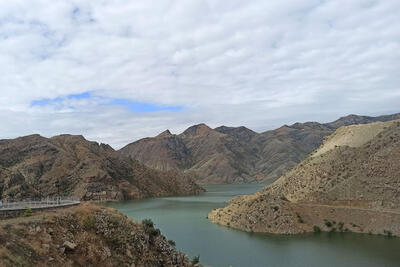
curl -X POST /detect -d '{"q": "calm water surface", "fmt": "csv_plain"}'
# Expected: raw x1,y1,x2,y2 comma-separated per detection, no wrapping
106,184,400,267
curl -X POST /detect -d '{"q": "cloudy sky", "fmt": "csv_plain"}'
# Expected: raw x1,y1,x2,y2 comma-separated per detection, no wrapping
1,0,399,148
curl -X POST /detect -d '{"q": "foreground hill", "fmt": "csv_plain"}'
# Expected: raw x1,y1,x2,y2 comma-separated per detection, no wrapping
0,203,196,266
0,134,203,201
121,113,400,184
208,119,400,236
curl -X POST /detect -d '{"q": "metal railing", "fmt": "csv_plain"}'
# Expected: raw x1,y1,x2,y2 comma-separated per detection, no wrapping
0,197,80,211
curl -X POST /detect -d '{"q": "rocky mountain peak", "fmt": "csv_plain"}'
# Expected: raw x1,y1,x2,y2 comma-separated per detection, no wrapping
181,123,212,136
156,129,173,138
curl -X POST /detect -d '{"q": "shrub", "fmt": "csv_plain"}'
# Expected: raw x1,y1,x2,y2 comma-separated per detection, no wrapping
108,214,121,226
145,227,159,237
296,214,304,223
142,218,154,228
82,216,96,230
384,230,393,237
313,226,321,233
324,220,333,227
142,218,158,237
24,208,33,217
168,240,176,247
272,206,279,211
191,255,200,264
338,222,344,231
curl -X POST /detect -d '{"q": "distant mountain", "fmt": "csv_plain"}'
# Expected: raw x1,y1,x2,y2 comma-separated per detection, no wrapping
120,113,400,184
0,134,203,201
209,119,400,236
121,123,258,183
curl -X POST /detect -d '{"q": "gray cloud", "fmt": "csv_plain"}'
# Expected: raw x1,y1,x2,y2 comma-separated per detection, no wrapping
0,0,399,148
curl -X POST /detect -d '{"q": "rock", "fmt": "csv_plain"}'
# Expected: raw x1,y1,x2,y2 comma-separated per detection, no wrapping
63,241,77,251
103,246,111,257
126,248,133,258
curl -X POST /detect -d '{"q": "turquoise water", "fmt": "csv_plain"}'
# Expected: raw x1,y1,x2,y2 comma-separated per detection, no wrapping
106,184,400,267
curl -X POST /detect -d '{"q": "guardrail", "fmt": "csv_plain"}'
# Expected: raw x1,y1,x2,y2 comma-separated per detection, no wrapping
0,197,80,211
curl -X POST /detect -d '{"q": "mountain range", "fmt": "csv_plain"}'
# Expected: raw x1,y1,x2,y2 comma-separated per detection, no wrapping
120,113,400,184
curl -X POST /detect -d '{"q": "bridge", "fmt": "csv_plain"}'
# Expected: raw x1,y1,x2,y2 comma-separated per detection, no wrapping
0,197,80,218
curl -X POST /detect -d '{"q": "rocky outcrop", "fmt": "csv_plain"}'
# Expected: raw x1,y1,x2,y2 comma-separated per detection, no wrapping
208,119,400,236
120,113,400,184
0,134,204,201
0,202,197,266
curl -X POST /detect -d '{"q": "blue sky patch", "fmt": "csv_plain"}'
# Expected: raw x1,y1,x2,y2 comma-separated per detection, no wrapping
108,98,183,113
31,97,63,106
31,92,182,113
67,92,91,99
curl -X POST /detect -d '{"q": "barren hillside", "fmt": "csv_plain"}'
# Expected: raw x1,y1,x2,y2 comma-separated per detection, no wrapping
208,119,400,236
0,134,204,201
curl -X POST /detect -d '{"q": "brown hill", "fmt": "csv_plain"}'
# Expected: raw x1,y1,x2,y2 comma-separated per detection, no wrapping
0,202,196,266
208,119,400,236
120,113,400,184
0,134,204,201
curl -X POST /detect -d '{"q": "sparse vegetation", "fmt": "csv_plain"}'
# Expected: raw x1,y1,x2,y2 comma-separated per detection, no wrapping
142,218,159,237
142,218,155,228
82,215,96,230
191,255,200,264
313,226,321,233
23,208,33,217
296,213,304,223
383,230,393,237
324,220,333,227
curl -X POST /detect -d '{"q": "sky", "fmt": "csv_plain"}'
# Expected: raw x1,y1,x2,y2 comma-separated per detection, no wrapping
0,0,399,148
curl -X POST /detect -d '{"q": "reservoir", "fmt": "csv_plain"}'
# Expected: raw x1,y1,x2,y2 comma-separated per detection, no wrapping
106,184,400,267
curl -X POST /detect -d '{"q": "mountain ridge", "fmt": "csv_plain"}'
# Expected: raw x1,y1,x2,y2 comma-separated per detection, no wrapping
120,112,400,184
0,134,204,201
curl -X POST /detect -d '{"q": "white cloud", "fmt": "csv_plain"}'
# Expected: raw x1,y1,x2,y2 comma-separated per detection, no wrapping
0,0,399,148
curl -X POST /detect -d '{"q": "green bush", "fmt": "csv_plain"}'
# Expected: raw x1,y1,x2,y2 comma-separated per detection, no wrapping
168,240,176,247
145,226,158,236
313,226,321,233
296,213,304,223
24,208,33,217
142,218,154,228
384,230,393,237
324,220,333,227
82,216,96,230
142,218,158,237
191,255,200,264
338,222,344,231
